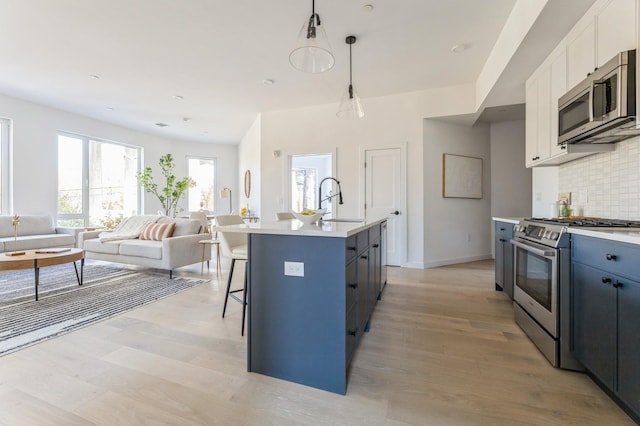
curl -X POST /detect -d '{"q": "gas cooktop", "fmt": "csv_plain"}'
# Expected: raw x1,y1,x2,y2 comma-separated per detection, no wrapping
528,217,640,228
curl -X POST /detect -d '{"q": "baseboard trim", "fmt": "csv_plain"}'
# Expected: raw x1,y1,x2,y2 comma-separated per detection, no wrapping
424,254,492,269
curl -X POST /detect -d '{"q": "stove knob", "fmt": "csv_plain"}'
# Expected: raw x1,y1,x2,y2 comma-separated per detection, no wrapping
543,230,552,239
549,232,559,240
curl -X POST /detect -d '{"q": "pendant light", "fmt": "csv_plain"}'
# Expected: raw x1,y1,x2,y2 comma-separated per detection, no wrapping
289,0,335,73
337,35,364,119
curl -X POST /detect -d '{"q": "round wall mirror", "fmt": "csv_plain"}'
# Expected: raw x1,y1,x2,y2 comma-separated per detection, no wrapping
244,169,251,198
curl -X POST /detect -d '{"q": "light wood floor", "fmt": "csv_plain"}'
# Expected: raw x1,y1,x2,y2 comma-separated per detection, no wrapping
0,259,635,425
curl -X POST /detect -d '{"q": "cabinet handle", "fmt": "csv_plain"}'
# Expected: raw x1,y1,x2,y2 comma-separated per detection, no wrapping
606,253,617,261
373,244,379,248
561,145,566,150
348,246,357,252
613,282,624,289
348,283,358,289
499,238,507,242
601,277,612,285
499,227,505,231
347,329,357,336
360,255,368,260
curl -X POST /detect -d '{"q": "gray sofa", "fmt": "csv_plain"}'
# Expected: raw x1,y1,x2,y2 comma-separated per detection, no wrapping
0,215,77,252
79,216,210,278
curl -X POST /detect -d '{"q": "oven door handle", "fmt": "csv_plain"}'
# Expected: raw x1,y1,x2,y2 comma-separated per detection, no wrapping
511,239,557,258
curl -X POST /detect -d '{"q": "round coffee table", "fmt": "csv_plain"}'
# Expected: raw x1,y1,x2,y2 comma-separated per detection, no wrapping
0,248,84,300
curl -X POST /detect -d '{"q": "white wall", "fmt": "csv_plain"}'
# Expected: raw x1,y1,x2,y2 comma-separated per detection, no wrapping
423,120,492,268
170,140,238,215
0,93,237,217
532,167,560,217
238,115,261,216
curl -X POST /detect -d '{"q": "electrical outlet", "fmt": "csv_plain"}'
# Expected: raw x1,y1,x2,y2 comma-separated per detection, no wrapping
578,190,588,204
284,261,304,277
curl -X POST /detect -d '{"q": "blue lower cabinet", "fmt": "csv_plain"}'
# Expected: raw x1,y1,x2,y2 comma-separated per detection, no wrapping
572,262,616,389
618,279,640,416
247,222,386,395
572,235,640,422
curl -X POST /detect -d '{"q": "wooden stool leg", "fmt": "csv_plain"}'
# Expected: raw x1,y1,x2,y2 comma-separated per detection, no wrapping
201,244,205,275
216,244,221,278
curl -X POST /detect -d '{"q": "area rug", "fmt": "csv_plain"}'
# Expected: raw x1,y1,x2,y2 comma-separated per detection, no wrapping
0,264,208,356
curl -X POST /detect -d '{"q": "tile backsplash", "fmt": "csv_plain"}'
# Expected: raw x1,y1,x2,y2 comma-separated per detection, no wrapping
560,138,640,219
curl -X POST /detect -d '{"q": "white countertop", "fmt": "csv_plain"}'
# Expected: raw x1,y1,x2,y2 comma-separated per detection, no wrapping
210,217,387,238
492,217,522,225
568,227,640,245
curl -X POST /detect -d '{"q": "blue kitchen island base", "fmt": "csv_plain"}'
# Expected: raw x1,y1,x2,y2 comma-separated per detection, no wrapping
247,221,386,394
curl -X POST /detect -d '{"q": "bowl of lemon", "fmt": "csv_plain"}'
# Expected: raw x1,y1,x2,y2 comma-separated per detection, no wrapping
291,209,325,225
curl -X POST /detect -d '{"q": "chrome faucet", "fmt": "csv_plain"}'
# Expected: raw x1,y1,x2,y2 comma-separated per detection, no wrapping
318,177,344,211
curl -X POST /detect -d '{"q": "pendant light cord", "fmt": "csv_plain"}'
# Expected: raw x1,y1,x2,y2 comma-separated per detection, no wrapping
348,39,354,99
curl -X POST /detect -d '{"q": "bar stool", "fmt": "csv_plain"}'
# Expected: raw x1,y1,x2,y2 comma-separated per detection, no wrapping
216,214,249,336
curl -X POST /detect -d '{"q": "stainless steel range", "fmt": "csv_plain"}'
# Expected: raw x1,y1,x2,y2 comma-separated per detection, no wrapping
512,217,640,370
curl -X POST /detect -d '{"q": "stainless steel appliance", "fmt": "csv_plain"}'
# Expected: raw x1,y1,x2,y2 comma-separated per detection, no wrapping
558,49,638,145
512,219,580,370
512,217,640,370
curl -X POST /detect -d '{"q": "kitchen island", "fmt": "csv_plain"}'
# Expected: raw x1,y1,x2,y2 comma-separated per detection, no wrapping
212,218,387,394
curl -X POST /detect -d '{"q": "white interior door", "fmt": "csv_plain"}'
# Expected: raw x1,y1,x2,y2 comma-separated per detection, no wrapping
365,148,404,266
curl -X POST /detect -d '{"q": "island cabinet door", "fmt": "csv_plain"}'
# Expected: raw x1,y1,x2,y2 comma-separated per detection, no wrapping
571,262,617,389
346,259,358,363
357,252,370,337
617,277,640,414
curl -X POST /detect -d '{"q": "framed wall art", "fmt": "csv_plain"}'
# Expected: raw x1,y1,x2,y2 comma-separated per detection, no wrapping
442,153,482,199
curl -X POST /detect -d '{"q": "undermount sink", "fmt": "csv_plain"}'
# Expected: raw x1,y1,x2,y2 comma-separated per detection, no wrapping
321,218,365,223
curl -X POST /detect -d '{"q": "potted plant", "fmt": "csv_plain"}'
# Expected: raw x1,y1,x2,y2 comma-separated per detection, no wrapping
137,153,196,217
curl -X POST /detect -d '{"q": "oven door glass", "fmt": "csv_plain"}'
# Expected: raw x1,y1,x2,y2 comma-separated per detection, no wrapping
515,247,553,310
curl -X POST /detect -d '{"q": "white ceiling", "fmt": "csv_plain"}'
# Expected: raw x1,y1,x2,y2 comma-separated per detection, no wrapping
0,0,593,144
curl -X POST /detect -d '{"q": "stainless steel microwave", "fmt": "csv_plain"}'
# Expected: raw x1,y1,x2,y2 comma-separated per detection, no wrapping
558,49,637,145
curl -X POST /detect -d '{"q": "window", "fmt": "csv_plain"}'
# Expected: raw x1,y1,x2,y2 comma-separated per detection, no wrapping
187,157,216,212
289,154,333,215
57,133,141,227
0,118,11,214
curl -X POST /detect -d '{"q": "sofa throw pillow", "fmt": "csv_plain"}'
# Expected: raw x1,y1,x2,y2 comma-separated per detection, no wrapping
140,222,176,241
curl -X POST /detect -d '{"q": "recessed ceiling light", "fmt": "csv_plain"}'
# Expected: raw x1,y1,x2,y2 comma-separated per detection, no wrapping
362,4,374,12
451,44,467,53
173,95,184,100
90,74,100,80
183,117,191,122
262,79,275,85
155,122,169,127
105,107,115,111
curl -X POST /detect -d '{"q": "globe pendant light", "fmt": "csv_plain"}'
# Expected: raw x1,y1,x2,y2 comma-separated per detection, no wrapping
289,0,335,73
337,35,364,119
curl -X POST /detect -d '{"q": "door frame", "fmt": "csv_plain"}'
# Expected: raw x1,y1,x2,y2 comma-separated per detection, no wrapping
359,142,407,267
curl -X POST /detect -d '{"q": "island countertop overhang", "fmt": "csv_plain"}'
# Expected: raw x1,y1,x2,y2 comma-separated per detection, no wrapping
210,217,387,238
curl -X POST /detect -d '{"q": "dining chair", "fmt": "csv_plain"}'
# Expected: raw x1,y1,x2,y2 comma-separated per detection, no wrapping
189,210,210,234
216,214,249,336
275,211,294,220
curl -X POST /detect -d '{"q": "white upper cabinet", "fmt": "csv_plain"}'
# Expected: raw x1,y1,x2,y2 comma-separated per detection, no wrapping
525,69,551,167
525,80,539,167
596,0,637,67
567,21,596,90
550,50,568,158
566,0,637,91
525,0,638,168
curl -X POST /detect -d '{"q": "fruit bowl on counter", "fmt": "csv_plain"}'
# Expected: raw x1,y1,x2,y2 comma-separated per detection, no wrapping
291,209,325,224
